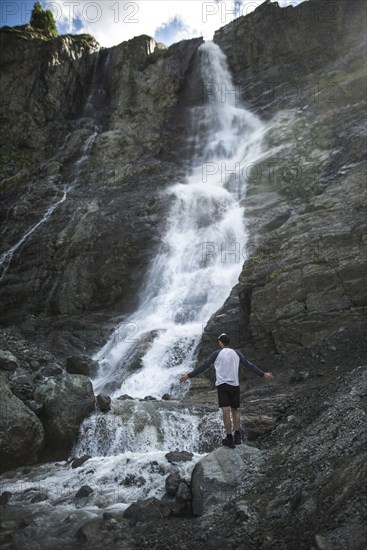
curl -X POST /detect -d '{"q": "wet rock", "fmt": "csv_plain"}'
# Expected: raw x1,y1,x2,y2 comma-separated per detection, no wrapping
9,368,35,400
143,395,157,401
162,393,171,400
191,445,262,516
0,380,44,473
165,471,181,497
75,485,94,499
0,350,19,372
117,394,134,401
96,394,111,412
123,497,171,526
0,492,12,505
65,355,99,378
123,474,146,487
165,451,194,464
34,373,95,452
71,455,92,469
40,364,64,377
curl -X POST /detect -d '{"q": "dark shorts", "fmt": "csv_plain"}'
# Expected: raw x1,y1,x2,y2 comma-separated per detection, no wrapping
217,383,240,409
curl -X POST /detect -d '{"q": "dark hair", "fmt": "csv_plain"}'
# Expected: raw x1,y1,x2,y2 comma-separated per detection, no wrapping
217,333,230,345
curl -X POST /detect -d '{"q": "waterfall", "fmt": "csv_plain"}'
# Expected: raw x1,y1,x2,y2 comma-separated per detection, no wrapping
93,42,265,399
0,42,267,518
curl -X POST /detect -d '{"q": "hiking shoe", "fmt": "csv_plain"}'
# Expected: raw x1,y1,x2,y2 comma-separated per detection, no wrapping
222,436,235,449
234,432,241,445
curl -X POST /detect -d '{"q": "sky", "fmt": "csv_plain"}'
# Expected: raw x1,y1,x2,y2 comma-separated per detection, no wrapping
1,0,308,47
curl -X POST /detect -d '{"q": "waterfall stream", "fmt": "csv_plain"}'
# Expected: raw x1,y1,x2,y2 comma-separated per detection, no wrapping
0,42,267,518
93,42,265,400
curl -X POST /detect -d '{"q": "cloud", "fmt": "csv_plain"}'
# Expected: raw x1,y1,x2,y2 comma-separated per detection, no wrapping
43,0,308,48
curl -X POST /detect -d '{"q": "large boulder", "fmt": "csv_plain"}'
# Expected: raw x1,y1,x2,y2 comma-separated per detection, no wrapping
191,445,262,516
34,373,95,451
123,497,171,525
9,367,35,401
65,355,99,378
0,350,19,372
0,378,45,472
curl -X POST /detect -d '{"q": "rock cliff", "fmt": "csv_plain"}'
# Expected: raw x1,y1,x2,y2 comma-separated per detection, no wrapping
197,0,366,365
0,26,203,355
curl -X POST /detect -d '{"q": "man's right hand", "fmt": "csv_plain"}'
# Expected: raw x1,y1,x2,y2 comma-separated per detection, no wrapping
179,373,189,383
264,372,275,381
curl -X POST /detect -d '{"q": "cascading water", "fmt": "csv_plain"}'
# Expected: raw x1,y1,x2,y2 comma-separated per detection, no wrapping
0,42,267,521
93,42,265,399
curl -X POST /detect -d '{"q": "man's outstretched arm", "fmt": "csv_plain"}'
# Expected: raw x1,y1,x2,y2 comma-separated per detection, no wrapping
236,350,274,380
179,350,221,382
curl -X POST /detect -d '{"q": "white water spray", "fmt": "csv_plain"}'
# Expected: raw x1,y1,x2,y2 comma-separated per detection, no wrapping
93,42,265,399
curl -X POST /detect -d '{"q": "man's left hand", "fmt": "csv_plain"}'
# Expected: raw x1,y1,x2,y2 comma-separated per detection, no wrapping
179,373,189,383
264,372,275,381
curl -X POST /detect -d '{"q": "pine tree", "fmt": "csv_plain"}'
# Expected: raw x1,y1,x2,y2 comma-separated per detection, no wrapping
30,2,58,37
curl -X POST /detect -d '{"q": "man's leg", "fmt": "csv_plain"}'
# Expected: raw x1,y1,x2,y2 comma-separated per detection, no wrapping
222,406,232,434
221,406,235,448
231,408,240,432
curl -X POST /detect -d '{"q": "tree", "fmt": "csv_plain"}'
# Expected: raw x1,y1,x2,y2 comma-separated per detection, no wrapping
30,1,58,37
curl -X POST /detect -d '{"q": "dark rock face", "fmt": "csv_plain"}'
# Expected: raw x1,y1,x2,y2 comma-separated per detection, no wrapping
33,373,95,453
65,355,99,377
0,378,45,472
96,394,111,412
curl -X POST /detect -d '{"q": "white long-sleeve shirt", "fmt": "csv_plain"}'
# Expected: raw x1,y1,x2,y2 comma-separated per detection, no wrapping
188,347,264,386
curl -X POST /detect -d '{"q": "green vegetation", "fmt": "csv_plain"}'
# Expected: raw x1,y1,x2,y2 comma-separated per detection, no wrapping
30,2,57,37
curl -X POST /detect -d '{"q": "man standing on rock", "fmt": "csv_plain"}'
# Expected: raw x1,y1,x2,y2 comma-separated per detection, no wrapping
179,333,274,448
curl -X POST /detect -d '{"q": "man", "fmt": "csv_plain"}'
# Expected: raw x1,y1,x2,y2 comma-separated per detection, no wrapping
179,333,274,448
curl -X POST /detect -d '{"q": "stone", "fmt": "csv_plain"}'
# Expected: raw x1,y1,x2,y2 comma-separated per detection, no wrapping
24,400,44,415
0,381,44,473
191,445,262,516
34,373,95,452
0,350,19,372
96,394,111,412
162,393,171,400
117,394,134,401
123,497,171,526
9,368,35,400
165,451,194,463
71,455,92,469
165,471,181,497
176,481,192,502
40,364,64,377
75,485,94,499
0,491,12,505
65,355,99,378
